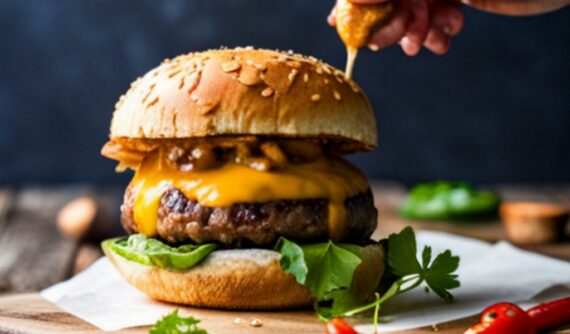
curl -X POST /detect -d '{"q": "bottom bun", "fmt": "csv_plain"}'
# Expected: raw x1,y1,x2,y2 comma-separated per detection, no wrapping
103,245,314,309
103,240,385,310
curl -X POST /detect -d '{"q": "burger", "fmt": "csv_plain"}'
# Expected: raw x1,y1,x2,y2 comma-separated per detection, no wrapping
100,47,385,310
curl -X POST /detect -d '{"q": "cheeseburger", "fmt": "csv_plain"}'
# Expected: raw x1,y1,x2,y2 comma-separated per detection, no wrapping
101,48,383,309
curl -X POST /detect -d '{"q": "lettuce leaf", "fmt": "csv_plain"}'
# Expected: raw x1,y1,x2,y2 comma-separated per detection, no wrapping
106,234,216,270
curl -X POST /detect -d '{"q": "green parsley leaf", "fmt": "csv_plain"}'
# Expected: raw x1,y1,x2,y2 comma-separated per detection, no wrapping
303,242,362,299
421,246,432,269
386,226,460,303
423,250,460,302
278,227,461,324
276,238,362,300
149,309,207,334
387,226,421,277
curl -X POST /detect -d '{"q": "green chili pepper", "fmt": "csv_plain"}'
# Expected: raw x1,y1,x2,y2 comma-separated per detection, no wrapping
399,181,500,220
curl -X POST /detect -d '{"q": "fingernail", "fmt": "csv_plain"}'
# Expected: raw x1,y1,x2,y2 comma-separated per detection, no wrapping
368,43,380,52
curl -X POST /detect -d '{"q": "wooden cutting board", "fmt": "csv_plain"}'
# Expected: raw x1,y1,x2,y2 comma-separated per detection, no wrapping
1,294,569,333
0,293,483,334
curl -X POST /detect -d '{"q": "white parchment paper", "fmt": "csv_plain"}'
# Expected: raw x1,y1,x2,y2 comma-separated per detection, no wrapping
41,231,570,332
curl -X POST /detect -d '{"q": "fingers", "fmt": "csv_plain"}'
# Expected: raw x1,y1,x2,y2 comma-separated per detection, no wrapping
328,6,337,26
329,0,464,55
399,0,430,56
367,0,411,50
422,2,462,55
431,2,464,36
423,27,451,55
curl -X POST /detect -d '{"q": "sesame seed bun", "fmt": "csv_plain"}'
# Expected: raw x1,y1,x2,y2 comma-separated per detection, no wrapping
102,240,385,309
110,48,377,152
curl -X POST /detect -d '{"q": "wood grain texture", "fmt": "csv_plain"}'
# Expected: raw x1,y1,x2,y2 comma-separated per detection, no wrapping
0,187,90,292
0,294,568,334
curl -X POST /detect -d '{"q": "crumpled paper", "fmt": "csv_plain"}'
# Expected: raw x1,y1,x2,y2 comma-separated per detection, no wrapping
41,231,570,332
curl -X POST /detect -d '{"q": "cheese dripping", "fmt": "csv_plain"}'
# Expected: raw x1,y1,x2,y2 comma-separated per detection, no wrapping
130,149,369,241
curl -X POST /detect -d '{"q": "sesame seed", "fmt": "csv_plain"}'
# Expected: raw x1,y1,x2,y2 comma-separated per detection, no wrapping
334,90,341,100
167,69,182,78
190,94,198,101
287,60,301,69
288,69,298,82
254,63,267,71
311,94,321,102
261,87,274,97
250,318,263,327
221,61,240,73
303,73,309,82
316,67,323,75
147,96,159,108
233,318,243,325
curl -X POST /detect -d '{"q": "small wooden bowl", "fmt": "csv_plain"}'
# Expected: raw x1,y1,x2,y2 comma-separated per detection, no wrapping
500,202,569,245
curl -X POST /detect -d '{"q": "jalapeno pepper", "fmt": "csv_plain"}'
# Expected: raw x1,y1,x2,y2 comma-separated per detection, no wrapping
400,181,500,220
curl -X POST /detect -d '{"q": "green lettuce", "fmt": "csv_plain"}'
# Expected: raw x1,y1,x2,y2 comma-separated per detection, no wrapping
104,234,216,270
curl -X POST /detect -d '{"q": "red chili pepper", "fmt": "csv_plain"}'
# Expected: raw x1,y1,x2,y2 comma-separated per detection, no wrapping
465,302,535,334
325,318,359,334
465,297,570,334
527,297,570,331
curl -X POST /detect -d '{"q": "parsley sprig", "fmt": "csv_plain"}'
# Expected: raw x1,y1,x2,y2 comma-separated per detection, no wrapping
326,227,460,332
277,226,461,331
149,309,207,334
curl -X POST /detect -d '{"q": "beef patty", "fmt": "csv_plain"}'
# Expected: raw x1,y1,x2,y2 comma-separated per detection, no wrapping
121,186,377,247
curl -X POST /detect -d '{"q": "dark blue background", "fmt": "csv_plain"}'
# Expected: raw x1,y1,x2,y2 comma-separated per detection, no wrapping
0,0,568,185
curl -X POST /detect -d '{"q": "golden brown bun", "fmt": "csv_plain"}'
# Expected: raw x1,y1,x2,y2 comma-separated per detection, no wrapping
110,48,377,152
104,246,313,309
102,241,385,309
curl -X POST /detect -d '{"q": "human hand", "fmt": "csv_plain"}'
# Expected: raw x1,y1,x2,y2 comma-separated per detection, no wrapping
328,0,464,56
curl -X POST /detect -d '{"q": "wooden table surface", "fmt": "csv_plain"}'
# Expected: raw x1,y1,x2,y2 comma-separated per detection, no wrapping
0,183,569,333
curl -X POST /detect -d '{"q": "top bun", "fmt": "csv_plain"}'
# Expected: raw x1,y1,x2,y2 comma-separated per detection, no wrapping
110,48,377,152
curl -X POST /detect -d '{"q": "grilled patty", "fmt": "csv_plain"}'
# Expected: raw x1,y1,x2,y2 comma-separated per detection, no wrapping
121,186,377,247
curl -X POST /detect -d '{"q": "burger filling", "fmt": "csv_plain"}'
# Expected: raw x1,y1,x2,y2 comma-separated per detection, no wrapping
121,186,376,247
103,137,376,245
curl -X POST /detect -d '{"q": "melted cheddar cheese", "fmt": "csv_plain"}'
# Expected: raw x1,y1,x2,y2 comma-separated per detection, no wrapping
130,150,369,241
